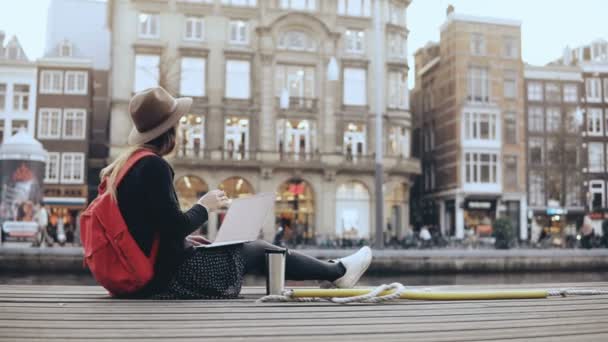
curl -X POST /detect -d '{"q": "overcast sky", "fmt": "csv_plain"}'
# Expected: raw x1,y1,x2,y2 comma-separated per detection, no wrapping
1,0,607,88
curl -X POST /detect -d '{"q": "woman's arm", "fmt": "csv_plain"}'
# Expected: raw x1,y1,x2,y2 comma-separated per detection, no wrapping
142,156,209,239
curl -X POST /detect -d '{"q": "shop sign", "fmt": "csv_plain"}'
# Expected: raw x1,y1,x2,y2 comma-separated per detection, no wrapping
43,186,86,198
465,200,494,210
547,208,568,215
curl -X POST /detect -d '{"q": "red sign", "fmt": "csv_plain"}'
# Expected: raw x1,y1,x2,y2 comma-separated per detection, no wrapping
288,183,305,196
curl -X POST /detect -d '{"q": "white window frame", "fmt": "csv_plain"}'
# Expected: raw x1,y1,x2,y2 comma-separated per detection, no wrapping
12,84,30,111
467,66,489,103
44,152,60,183
527,82,543,101
588,142,605,173
563,83,578,103
545,82,561,102
134,54,160,92
471,33,485,56
529,172,545,206
388,71,407,109
587,108,603,136
528,137,544,165
0,83,6,111
464,152,499,184
528,106,544,132
224,117,250,160
37,108,62,139
604,78,608,103
222,0,257,6
503,36,518,59
275,64,315,99
62,108,87,140
545,107,561,132
229,20,249,45
586,78,601,102
180,57,206,97
64,71,88,95
138,12,160,39
589,180,606,208
225,60,250,99
40,70,63,94
503,71,517,99
60,152,85,184
184,16,205,41
338,0,371,17
345,29,365,54
504,111,517,144
280,0,317,11
463,111,498,141
343,68,367,106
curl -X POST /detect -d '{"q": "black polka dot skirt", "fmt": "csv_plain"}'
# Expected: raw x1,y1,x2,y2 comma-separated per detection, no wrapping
152,244,245,300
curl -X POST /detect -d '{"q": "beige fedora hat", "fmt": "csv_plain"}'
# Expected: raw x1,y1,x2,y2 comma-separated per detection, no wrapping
127,87,193,145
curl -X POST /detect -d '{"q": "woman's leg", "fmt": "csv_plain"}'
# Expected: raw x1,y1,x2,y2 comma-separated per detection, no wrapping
241,240,346,281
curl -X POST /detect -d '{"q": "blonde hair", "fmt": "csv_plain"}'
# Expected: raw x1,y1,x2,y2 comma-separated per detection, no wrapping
100,126,177,201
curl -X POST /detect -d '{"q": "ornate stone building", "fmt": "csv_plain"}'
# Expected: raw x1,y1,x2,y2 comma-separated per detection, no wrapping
106,0,419,242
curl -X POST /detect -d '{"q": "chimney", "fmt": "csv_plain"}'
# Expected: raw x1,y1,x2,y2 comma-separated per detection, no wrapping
446,5,455,17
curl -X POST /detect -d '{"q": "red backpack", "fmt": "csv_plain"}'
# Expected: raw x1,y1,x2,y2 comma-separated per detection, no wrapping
80,149,160,296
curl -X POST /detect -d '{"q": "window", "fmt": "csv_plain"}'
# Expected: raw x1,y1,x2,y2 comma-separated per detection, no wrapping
12,84,29,111
503,36,518,58
229,20,248,45
343,68,367,106
471,33,485,56
463,111,497,140
529,137,544,165
504,155,517,189
591,41,608,61
138,13,160,39
546,172,562,204
587,108,603,136
529,171,545,206
388,126,409,157
527,82,543,101
565,141,578,165
566,174,581,206
338,0,371,17
180,57,206,96
222,0,256,6
590,180,605,210
546,138,560,165
565,108,582,133
504,111,517,144
467,67,489,103
276,119,316,160
44,152,60,183
345,29,365,54
63,109,86,139
388,71,407,109
134,54,159,92
11,120,27,135
343,123,366,161
387,2,404,25
178,114,205,157
184,16,204,41
37,108,62,139
40,70,63,94
586,78,601,102
278,31,316,52
545,83,560,102
528,106,544,132
0,120,3,143
588,142,605,172
464,152,498,184
503,70,517,99
280,0,316,10
563,83,578,102
387,32,407,58
224,117,249,160
275,65,315,99
605,78,608,102
64,71,88,95
0,84,5,110
225,60,250,99
546,107,561,132
61,153,85,184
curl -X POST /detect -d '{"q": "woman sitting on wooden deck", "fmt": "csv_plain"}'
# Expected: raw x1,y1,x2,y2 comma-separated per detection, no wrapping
89,87,372,299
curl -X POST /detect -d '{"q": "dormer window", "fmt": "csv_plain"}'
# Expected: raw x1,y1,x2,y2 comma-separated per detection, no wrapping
592,40,608,61
59,40,72,57
278,31,316,52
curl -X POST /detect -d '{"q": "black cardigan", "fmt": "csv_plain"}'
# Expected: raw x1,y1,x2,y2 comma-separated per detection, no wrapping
117,154,208,294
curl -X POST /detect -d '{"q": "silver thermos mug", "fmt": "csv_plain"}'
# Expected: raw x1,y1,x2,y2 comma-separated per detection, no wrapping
265,248,286,295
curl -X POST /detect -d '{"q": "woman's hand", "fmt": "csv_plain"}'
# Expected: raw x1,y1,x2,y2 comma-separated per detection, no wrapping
198,189,230,212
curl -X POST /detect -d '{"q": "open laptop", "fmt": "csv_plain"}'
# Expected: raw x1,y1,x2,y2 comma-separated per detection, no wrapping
196,192,275,248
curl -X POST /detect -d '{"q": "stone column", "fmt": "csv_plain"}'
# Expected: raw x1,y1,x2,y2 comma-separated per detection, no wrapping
323,74,338,154
519,195,528,241
439,200,446,236
259,53,277,160
319,170,337,241
455,193,465,239
258,167,275,241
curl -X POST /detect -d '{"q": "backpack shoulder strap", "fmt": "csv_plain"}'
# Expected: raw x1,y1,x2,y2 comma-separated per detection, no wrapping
115,149,158,187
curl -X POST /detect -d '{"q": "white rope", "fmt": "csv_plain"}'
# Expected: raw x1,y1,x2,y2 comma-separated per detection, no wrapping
256,283,407,304
547,288,608,297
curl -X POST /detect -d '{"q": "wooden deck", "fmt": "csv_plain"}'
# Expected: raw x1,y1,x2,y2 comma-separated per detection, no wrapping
1,282,608,341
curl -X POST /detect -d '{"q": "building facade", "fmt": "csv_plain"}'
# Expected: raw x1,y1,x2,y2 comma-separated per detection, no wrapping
107,0,420,243
36,40,93,239
523,64,585,241
412,7,527,240
0,32,37,142
45,0,112,203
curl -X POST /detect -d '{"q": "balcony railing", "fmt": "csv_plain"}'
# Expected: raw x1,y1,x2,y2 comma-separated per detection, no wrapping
344,153,374,164
276,97,318,113
175,146,209,159
279,151,320,162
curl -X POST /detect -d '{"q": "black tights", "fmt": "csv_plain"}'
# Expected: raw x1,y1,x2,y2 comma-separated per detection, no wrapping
241,240,346,281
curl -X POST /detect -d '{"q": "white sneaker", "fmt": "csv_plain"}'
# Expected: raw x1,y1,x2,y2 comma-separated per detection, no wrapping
332,246,372,289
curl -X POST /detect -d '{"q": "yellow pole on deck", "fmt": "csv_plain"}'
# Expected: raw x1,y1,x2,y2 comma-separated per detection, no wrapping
290,288,549,300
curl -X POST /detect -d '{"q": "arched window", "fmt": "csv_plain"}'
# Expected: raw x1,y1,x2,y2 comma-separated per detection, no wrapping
175,176,209,210
278,31,316,52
